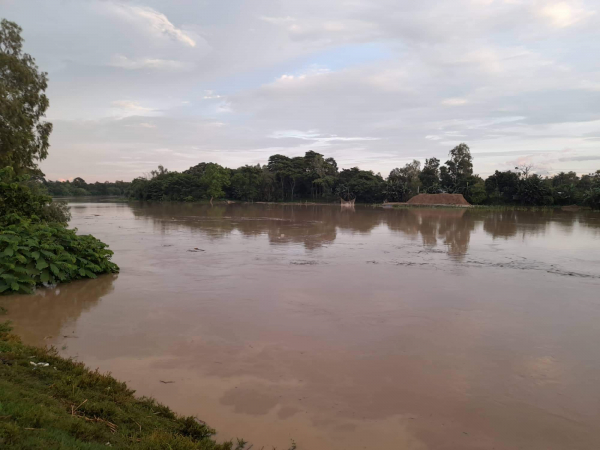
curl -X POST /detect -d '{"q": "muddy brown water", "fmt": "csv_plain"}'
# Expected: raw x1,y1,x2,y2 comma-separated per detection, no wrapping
2,202,600,449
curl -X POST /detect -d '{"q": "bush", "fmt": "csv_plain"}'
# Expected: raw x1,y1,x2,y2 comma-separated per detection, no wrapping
1,166,119,295
0,167,70,225
0,217,119,294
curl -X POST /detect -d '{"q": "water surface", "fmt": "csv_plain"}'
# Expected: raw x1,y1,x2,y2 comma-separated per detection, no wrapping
2,203,600,449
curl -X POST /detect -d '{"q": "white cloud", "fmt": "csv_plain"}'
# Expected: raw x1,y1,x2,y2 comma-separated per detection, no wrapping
539,1,596,28
3,0,599,180
110,54,190,70
441,98,468,106
260,16,296,25
108,4,197,47
203,90,222,99
111,101,154,112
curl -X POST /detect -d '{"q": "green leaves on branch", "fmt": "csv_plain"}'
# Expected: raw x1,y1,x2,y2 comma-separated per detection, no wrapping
0,218,119,294
0,19,52,175
0,166,71,226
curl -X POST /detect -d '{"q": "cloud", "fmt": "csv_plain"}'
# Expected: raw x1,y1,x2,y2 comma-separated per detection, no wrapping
3,0,599,181
111,101,154,112
441,98,468,106
558,155,600,162
110,4,197,47
539,1,596,28
203,90,222,99
109,54,191,71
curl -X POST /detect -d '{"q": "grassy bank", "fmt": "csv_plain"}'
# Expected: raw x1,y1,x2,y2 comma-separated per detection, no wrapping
0,322,244,450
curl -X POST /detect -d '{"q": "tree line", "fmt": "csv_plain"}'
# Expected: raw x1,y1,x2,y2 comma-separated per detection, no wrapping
46,144,600,208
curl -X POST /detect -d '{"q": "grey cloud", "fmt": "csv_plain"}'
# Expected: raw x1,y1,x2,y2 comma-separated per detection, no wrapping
558,155,600,162
2,0,599,180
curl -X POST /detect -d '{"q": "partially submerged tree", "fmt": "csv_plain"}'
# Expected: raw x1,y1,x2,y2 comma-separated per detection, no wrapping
0,19,52,175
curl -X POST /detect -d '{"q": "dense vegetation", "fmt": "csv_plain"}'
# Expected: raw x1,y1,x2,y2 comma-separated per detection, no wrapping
0,322,248,449
0,20,118,295
0,167,119,295
44,177,130,197
121,146,600,207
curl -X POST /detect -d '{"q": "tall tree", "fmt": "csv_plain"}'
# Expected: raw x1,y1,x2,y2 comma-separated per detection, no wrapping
201,163,230,202
387,160,421,201
0,20,52,175
419,157,440,192
441,143,473,192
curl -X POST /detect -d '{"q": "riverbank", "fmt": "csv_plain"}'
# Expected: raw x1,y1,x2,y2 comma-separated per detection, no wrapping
0,322,243,449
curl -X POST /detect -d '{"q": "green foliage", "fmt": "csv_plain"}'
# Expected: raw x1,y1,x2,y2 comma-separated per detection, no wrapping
105,145,599,207
581,170,600,209
0,218,118,294
419,157,441,192
387,160,421,202
44,178,130,197
485,170,520,204
202,163,231,200
0,326,237,449
0,167,70,225
336,167,386,203
230,165,262,201
464,177,487,205
0,20,52,175
517,174,553,206
440,143,474,193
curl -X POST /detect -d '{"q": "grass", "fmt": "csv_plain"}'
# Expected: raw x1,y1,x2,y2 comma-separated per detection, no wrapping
0,321,246,450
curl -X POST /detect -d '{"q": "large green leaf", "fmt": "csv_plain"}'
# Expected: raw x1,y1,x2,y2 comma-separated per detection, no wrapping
36,259,48,270
40,270,50,283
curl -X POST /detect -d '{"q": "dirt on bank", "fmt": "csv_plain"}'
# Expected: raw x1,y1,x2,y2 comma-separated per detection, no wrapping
406,193,471,206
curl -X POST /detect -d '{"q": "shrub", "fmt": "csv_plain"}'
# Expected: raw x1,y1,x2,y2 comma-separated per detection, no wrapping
0,217,119,294
0,167,70,225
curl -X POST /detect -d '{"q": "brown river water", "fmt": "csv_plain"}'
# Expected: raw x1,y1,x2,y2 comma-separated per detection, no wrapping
2,202,600,450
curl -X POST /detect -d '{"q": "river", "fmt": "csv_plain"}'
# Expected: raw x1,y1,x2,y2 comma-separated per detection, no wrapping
2,202,600,449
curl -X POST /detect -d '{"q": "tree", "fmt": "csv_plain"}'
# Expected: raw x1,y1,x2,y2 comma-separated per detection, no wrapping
441,143,473,193
267,154,292,200
419,157,441,192
288,157,305,201
201,163,230,202
485,170,520,204
230,165,262,201
550,171,581,205
0,20,52,175
387,160,421,202
517,174,553,205
582,170,600,209
336,168,386,203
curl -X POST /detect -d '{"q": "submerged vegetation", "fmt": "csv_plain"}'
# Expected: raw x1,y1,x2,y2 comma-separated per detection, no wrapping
0,322,245,449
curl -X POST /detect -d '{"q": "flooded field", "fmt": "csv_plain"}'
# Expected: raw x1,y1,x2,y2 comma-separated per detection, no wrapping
2,202,600,450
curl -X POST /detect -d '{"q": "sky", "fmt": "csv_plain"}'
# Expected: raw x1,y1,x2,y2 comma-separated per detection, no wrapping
2,0,600,182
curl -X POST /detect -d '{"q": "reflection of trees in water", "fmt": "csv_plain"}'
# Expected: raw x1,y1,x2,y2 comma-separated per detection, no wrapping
482,210,580,239
129,202,600,255
386,209,475,259
0,274,117,346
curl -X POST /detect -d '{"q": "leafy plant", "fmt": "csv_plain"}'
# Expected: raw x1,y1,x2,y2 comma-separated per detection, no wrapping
0,217,119,294
0,166,70,226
